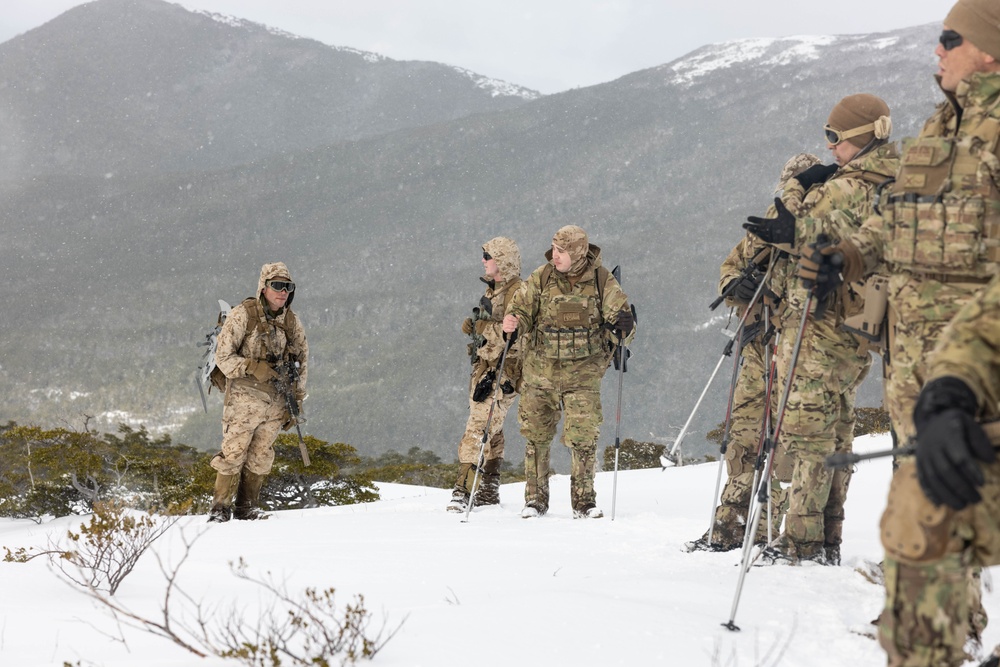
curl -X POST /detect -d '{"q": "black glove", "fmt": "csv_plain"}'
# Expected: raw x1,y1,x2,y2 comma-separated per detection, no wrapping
613,308,635,336
472,369,496,402
913,377,994,510
743,198,796,245
740,320,763,348
793,163,838,190
724,267,764,304
797,235,843,305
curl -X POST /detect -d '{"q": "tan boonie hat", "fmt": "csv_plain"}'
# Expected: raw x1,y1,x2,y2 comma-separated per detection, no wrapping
826,94,891,149
552,225,589,262
946,0,1000,61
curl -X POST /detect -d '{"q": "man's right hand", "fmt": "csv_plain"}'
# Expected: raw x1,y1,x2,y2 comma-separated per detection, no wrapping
502,314,519,334
246,359,278,383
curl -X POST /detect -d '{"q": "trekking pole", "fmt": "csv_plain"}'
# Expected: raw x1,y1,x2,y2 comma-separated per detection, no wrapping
610,266,633,521
462,333,516,523
705,323,745,543
662,266,772,468
825,443,916,468
724,291,813,632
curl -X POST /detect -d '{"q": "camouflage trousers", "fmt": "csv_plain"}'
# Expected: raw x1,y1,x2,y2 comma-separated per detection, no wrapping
878,279,989,664
457,389,516,464
712,340,787,547
777,315,870,553
879,460,996,666
211,383,285,476
519,380,602,512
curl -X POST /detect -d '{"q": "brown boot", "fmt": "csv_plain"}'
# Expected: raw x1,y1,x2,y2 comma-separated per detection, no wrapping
208,473,239,523
233,470,268,520
473,458,502,507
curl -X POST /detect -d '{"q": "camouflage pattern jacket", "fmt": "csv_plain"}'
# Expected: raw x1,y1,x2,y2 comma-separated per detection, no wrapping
508,244,633,384
215,262,309,401
776,143,899,325
928,273,1000,421
469,237,525,390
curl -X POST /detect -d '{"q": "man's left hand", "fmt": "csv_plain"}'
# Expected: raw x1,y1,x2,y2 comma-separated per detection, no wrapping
744,198,796,245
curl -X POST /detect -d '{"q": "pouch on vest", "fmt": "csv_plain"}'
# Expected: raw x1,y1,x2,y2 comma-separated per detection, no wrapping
842,274,889,353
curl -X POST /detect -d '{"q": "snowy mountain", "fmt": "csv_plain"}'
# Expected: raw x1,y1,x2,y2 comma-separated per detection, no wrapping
1,433,998,666
0,8,944,467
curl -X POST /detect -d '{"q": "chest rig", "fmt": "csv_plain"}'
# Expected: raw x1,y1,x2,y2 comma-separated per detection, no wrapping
535,265,611,361
883,94,1000,279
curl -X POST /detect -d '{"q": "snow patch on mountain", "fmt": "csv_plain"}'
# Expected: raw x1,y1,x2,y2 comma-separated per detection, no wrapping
450,66,542,100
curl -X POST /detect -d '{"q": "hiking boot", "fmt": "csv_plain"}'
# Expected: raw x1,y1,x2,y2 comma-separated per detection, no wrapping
472,458,502,507
207,505,232,523
824,543,841,566
233,505,268,521
521,501,547,518
446,489,469,513
795,541,828,566
684,535,738,553
233,470,267,521
573,504,604,519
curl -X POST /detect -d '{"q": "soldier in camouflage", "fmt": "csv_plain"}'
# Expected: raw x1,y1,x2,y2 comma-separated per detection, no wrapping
447,238,524,513
799,1,1000,661
209,262,308,522
746,94,899,564
686,153,821,552
502,225,635,519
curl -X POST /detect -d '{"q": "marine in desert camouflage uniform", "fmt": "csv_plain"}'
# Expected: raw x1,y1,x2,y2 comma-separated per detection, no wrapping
686,153,821,552
209,262,308,522
746,94,899,564
502,225,635,519
447,237,524,513
800,1,1000,661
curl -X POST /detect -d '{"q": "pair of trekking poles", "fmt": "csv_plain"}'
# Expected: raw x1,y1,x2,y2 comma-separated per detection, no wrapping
660,247,826,630
462,267,634,523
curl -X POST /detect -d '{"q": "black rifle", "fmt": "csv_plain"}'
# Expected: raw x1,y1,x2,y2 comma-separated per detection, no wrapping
468,295,493,365
272,357,310,467
710,247,772,311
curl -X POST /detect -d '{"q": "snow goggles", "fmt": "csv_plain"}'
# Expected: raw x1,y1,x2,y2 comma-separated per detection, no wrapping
823,122,875,146
939,30,963,51
266,280,295,293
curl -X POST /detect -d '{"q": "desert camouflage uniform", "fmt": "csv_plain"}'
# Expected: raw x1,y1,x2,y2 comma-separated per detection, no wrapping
452,238,524,498
212,262,308,478
508,242,633,514
769,143,898,561
836,73,1000,666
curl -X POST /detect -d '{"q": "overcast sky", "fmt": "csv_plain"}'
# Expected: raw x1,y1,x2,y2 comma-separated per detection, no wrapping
0,0,954,94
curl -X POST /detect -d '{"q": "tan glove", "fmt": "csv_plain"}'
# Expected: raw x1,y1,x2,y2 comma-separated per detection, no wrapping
461,317,475,335
246,359,278,383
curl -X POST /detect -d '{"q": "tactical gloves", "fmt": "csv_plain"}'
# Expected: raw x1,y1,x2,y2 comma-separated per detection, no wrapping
613,307,635,336
797,235,844,303
793,163,838,190
743,198,796,245
461,317,475,335
913,376,994,510
246,359,278,383
724,267,764,304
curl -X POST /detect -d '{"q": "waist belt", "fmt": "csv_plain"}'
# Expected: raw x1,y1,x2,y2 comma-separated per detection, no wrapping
915,272,993,285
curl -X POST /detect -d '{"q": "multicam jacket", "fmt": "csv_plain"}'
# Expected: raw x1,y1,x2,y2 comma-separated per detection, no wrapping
775,143,899,324
848,72,1000,292
928,273,1000,421
215,262,309,401
508,244,633,380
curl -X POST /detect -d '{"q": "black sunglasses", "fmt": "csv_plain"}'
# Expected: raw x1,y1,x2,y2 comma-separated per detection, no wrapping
940,29,963,51
483,251,492,261
267,280,295,293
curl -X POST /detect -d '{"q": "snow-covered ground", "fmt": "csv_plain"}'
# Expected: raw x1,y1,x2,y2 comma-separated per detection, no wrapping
1,432,997,666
